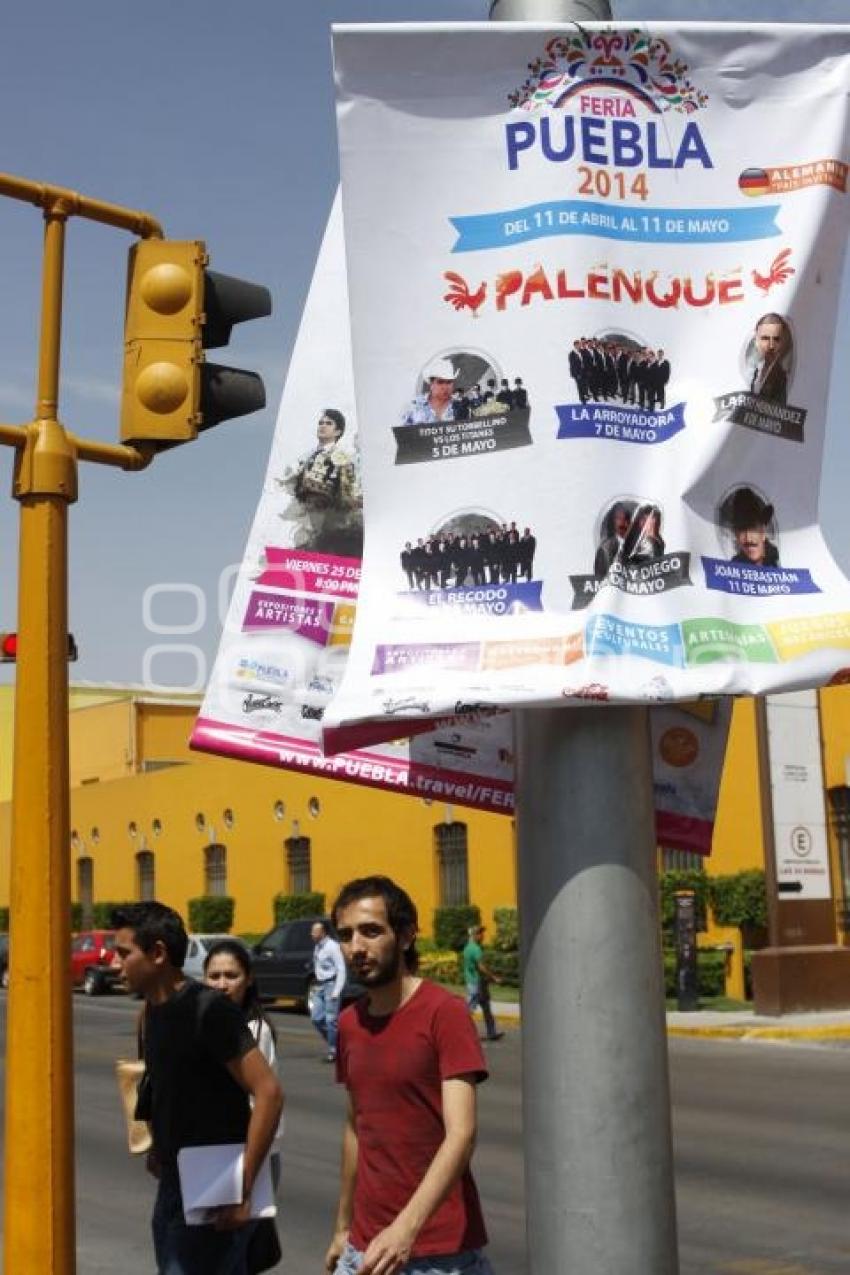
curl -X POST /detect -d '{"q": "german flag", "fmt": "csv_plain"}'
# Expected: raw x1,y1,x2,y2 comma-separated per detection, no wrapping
738,167,771,197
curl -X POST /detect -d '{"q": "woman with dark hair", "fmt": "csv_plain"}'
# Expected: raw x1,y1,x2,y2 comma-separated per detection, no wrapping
621,504,665,565
204,940,284,1186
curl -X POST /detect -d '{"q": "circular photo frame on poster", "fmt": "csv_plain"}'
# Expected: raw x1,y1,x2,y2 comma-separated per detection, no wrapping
394,349,533,465
741,312,795,406
717,483,780,567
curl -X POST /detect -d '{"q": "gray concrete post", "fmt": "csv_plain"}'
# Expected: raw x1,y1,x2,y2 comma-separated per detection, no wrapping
513,707,679,1273
490,3,680,1271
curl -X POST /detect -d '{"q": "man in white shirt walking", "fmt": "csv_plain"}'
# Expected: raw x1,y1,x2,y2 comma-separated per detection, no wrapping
311,920,347,1062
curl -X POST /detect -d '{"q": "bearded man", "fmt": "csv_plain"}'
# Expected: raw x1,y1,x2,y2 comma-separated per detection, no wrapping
324,876,495,1275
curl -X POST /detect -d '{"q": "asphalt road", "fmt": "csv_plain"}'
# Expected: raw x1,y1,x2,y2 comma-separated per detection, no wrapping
1,996,850,1273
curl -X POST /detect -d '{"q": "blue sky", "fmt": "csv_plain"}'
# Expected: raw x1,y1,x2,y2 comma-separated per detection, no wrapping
0,0,847,690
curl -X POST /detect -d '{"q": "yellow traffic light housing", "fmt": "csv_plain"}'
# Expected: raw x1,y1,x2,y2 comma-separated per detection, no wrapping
121,238,270,449
121,239,204,446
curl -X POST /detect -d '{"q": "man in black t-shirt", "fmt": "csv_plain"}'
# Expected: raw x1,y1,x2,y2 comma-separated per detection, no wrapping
111,902,283,1274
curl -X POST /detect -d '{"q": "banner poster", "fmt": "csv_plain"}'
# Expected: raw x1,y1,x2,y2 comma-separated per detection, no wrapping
323,21,850,754
191,195,728,852
191,198,512,817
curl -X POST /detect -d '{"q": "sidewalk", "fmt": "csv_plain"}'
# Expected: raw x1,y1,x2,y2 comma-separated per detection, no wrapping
489,999,850,1042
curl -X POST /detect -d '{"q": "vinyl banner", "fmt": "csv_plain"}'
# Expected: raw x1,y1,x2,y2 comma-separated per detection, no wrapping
324,21,850,745
190,200,518,813
191,195,727,850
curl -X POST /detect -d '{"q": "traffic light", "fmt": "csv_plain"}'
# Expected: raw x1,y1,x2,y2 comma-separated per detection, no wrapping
0,633,78,662
120,239,271,448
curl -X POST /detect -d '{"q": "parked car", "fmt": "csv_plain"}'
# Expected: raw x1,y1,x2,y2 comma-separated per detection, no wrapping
0,935,9,988
71,930,120,996
182,933,246,982
252,916,363,1010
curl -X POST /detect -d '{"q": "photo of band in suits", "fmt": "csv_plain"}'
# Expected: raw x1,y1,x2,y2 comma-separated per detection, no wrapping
743,313,794,406
568,334,671,410
718,485,780,567
400,517,537,590
594,499,666,578
400,352,531,426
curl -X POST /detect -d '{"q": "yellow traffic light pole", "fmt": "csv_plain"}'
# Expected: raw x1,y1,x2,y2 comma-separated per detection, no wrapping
0,177,160,1274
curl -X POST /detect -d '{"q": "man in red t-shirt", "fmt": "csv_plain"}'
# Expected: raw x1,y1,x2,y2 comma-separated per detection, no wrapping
324,875,495,1275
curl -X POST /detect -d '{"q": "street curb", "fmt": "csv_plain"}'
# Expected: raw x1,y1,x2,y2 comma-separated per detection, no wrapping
668,1023,850,1041
492,1011,850,1041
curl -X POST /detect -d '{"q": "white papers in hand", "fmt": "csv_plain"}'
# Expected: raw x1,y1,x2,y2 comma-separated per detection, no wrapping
177,1143,276,1226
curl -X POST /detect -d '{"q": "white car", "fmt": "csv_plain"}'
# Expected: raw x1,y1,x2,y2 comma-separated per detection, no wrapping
182,934,244,982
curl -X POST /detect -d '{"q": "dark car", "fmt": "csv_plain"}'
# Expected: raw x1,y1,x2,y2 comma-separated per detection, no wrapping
0,935,8,989
252,916,363,1010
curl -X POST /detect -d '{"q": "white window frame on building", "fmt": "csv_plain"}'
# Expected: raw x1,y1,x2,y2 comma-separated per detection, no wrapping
136,850,156,902
204,843,227,897
76,856,94,927
285,836,312,895
660,848,706,873
435,821,469,906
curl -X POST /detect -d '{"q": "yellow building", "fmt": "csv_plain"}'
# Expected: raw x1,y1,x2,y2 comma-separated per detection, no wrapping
0,685,517,936
2,684,850,943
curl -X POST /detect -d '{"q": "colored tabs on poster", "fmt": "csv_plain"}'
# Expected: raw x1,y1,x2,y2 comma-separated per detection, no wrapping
767,613,850,662
450,201,780,251
243,591,335,645
556,401,686,445
482,632,584,670
701,557,820,597
371,642,481,676
329,603,356,646
585,614,684,668
682,618,777,664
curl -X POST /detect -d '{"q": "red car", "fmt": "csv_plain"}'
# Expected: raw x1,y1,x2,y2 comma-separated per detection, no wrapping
71,930,120,996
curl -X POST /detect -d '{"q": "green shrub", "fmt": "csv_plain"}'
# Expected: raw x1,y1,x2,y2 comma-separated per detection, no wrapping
70,902,83,932
237,932,264,948
419,950,462,983
745,950,754,1000
92,900,136,928
662,949,726,999
492,907,519,953
709,870,767,931
188,896,234,933
658,869,709,939
434,905,481,952
0,907,9,933
483,949,520,988
273,891,325,924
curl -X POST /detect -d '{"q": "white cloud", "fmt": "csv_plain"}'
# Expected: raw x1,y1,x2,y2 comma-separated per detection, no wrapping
63,373,120,406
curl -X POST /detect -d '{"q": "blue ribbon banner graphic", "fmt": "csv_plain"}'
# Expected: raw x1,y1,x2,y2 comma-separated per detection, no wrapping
701,557,820,597
451,201,780,252
556,402,686,445
417,580,543,617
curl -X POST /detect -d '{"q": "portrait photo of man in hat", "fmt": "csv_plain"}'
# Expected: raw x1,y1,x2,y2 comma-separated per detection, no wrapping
400,356,459,425
720,486,780,567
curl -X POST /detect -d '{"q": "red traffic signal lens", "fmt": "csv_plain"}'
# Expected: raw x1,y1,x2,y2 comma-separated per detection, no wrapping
0,633,77,661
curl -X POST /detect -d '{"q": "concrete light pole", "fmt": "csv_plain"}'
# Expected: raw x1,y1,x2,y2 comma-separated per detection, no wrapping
490,2,680,1272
